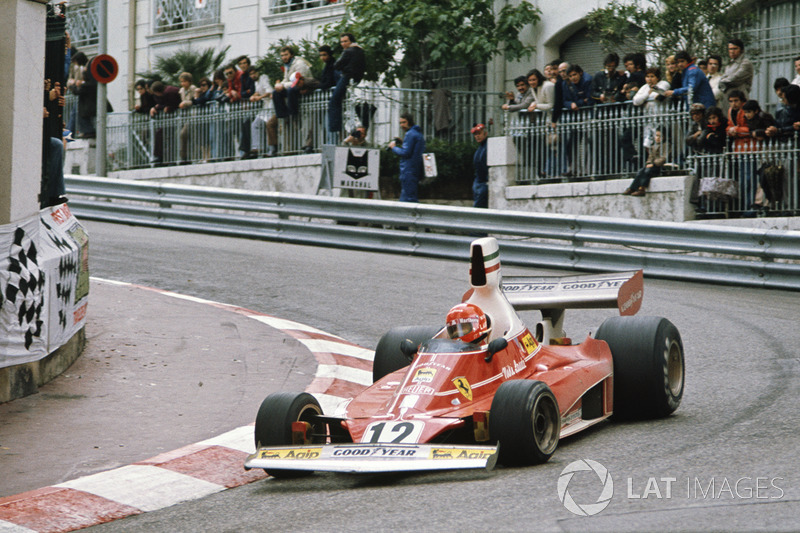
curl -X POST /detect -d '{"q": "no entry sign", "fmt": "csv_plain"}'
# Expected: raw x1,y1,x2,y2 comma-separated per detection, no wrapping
90,54,119,84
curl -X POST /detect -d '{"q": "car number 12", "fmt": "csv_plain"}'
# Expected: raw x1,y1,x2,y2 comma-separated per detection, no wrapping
362,421,424,444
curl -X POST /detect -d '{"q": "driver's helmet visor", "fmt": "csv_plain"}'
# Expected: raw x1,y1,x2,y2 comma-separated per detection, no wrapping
447,320,476,340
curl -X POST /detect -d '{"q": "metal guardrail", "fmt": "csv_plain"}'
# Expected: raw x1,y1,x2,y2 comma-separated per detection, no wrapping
65,175,800,291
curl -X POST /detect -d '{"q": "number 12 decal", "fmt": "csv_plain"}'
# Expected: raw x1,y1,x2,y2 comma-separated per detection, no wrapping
362,421,424,444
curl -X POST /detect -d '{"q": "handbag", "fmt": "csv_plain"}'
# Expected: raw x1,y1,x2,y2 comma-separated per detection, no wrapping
699,177,739,200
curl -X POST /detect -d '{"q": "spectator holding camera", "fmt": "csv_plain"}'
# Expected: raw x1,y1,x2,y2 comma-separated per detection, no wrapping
591,53,625,105
388,113,425,203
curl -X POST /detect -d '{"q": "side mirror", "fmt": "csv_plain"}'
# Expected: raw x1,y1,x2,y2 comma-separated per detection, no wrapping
484,338,508,362
400,339,418,360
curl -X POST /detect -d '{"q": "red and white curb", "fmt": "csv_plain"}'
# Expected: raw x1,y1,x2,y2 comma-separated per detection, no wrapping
0,279,373,533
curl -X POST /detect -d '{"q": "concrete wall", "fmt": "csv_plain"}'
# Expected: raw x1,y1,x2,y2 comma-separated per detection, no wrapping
109,153,323,193
485,135,697,222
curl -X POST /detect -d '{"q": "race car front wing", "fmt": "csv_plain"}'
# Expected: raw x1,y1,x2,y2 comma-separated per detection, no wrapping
244,443,499,474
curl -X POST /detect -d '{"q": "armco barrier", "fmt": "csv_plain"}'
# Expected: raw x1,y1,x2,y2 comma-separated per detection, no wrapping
65,175,800,290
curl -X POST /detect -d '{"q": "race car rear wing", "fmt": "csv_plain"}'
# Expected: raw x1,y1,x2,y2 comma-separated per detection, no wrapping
501,270,643,316
501,270,644,344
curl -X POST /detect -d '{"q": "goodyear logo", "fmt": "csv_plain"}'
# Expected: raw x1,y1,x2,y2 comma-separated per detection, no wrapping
521,333,537,354
258,448,322,460
412,368,437,383
430,448,495,460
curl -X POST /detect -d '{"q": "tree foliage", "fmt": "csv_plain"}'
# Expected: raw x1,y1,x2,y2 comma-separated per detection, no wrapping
320,0,541,88
145,45,230,86
585,0,753,65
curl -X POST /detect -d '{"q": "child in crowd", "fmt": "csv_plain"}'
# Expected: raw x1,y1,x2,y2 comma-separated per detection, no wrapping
623,129,669,197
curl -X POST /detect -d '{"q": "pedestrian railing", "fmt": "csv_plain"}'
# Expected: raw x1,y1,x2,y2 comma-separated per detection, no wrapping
65,175,800,291
689,139,800,217
506,101,693,184
103,86,497,170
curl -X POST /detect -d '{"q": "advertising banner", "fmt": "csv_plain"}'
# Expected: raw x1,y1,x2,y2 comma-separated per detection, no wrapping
333,147,379,191
0,205,88,367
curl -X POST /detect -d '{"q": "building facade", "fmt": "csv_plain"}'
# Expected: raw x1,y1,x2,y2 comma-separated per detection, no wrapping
65,0,800,114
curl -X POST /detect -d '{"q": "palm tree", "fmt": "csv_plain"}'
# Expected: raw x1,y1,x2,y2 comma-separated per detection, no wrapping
144,45,230,86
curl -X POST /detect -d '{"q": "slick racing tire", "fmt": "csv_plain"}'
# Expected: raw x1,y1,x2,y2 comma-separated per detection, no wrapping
595,316,685,420
490,380,560,465
372,326,441,382
254,392,324,478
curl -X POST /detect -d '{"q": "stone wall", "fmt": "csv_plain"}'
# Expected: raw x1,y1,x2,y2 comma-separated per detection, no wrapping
486,136,697,222
108,153,323,194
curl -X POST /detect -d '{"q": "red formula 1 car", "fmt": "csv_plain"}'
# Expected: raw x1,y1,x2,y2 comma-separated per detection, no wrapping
244,237,685,475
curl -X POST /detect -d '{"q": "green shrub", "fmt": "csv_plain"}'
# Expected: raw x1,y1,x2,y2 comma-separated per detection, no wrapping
379,138,476,200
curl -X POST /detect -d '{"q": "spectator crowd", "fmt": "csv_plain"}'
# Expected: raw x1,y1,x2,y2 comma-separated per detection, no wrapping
65,30,800,213
500,38,800,213
125,34,366,165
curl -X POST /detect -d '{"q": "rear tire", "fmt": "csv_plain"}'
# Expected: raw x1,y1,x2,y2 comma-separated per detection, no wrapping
595,316,684,420
372,326,441,382
490,380,560,465
253,392,323,478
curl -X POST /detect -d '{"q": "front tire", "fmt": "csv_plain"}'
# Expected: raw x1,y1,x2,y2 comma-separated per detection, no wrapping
372,326,441,382
595,316,685,420
254,392,324,478
490,380,560,465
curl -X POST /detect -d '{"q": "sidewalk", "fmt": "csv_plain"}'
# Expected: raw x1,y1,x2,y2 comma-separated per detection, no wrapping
0,279,372,532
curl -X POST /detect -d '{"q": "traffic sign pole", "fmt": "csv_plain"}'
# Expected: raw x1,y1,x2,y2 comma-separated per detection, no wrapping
95,0,107,177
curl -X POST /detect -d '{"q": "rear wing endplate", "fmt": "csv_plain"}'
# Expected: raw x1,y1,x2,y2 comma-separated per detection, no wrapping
501,270,643,316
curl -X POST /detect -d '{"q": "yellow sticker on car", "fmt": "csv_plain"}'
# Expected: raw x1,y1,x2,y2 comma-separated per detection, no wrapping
521,333,538,354
430,448,495,460
258,448,322,460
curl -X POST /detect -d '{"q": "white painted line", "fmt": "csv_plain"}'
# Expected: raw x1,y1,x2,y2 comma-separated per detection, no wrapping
55,465,225,512
297,338,375,361
248,315,342,338
197,425,255,454
0,520,36,533
315,364,372,386
89,277,131,286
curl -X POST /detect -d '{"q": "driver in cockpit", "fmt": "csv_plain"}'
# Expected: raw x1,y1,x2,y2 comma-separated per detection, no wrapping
446,303,491,346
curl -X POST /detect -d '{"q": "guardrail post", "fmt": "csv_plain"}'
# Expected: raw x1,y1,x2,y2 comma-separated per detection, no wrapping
488,136,517,210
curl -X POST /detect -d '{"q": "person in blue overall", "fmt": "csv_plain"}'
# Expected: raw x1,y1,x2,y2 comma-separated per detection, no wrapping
471,123,489,208
388,113,426,202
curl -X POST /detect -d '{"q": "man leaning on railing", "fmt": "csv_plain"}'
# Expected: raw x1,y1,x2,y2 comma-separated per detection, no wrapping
150,80,181,165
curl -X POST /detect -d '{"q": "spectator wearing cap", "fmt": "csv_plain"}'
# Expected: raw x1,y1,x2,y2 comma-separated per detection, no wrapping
685,103,707,155
685,103,707,209
471,124,489,208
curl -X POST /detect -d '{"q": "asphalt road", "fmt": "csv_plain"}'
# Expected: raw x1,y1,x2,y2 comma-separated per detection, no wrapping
83,220,800,532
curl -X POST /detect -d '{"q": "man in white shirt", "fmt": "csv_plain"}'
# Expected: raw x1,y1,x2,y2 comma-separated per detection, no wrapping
247,67,274,157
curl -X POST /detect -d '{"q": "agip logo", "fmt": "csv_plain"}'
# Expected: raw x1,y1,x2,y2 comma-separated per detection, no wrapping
557,459,614,516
